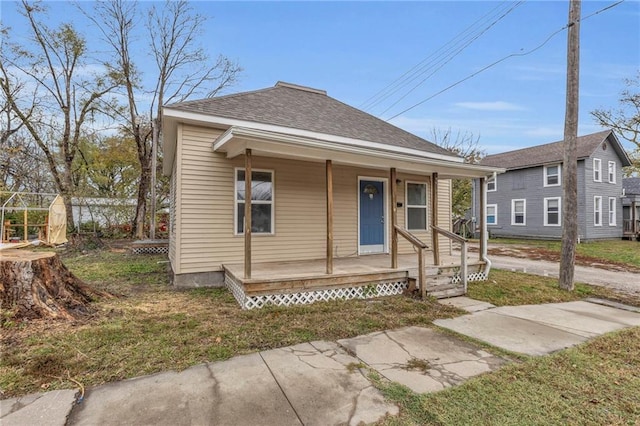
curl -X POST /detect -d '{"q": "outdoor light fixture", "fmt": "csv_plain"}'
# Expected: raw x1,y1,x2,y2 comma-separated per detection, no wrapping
363,184,378,199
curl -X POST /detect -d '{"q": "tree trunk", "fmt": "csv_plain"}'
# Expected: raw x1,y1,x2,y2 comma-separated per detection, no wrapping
133,157,151,240
0,250,107,320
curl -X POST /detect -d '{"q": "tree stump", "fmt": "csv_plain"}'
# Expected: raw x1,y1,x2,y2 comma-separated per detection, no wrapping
0,250,106,320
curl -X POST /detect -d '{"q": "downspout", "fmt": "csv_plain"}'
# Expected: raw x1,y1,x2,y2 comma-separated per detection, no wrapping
480,172,495,277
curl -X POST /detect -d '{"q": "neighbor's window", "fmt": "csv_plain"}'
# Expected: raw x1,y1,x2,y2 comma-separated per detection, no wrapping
487,175,496,192
608,197,616,226
544,197,561,226
544,164,561,187
406,182,427,230
235,169,274,234
487,204,497,225
593,158,601,182
608,161,616,183
594,196,602,226
511,199,526,225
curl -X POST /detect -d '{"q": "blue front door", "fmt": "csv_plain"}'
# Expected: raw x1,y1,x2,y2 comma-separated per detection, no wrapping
359,179,385,253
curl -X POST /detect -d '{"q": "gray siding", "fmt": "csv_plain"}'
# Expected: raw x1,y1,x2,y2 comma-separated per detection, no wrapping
473,138,625,240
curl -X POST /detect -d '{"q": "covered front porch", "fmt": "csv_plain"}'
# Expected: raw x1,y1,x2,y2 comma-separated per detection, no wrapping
224,245,489,310
216,126,502,309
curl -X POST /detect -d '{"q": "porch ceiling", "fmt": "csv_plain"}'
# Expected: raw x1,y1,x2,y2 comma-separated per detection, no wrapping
214,126,504,179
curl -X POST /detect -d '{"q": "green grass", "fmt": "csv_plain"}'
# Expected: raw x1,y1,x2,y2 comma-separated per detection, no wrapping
468,269,637,307
376,326,640,425
491,238,640,269
2,246,639,401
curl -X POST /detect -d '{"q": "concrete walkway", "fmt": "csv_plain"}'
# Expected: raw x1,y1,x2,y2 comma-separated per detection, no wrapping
3,298,640,425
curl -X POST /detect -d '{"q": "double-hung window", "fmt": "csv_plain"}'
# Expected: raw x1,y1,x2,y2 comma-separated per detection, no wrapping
608,197,616,226
594,196,602,226
511,199,526,226
487,175,496,192
544,164,561,187
406,182,427,230
487,204,497,225
235,169,274,234
544,197,561,226
593,158,601,182
608,161,616,183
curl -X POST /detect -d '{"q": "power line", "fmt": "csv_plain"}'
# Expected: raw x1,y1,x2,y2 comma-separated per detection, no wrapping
384,0,626,122
360,1,524,113
377,1,525,117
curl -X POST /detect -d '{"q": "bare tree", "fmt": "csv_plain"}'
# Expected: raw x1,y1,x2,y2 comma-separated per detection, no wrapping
559,0,581,292
591,72,640,176
430,128,485,218
89,0,241,238
1,1,121,228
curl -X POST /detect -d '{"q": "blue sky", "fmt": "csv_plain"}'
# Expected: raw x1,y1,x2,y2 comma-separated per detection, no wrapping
2,1,639,155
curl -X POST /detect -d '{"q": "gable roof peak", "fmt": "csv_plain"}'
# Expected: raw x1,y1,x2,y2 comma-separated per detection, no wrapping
275,81,327,95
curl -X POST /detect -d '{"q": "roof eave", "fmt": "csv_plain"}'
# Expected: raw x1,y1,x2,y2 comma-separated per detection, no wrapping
213,126,504,179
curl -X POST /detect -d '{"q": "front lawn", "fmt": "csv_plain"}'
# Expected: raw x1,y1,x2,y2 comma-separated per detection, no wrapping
1,245,638,400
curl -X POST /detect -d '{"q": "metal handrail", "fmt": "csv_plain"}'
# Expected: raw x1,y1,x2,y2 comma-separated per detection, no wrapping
394,225,428,299
431,225,468,292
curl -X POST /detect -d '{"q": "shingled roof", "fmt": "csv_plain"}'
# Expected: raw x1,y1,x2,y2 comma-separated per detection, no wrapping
480,130,624,170
165,82,453,157
624,177,640,195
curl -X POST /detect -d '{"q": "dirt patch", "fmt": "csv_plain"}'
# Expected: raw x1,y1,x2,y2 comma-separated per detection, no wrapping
483,246,640,274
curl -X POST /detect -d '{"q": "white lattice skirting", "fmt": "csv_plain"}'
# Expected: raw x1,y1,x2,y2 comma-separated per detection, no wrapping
225,275,409,310
132,245,169,255
451,271,488,284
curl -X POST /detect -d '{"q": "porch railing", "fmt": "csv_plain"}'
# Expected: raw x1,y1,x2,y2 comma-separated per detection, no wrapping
431,225,468,293
623,219,640,235
394,225,429,299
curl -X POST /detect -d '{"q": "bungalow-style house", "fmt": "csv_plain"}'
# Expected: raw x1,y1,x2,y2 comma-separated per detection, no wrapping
472,130,632,241
162,82,503,309
623,177,640,240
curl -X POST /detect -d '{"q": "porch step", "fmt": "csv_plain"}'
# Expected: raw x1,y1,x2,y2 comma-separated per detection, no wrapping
407,276,465,299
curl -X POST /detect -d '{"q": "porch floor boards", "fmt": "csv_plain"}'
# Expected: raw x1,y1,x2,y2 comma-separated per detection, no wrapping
225,253,460,280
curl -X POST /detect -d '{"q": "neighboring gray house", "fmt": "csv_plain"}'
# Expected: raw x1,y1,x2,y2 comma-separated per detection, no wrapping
622,177,640,240
472,130,632,241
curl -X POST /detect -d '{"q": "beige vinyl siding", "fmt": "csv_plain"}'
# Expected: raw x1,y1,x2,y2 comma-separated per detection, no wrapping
168,158,177,269
176,124,454,273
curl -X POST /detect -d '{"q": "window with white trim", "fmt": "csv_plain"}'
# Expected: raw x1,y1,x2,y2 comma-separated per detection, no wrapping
544,197,561,226
511,199,526,226
487,204,497,225
406,182,427,230
593,158,601,182
487,175,496,192
594,196,602,226
544,164,561,187
608,197,616,226
608,161,616,183
235,169,274,234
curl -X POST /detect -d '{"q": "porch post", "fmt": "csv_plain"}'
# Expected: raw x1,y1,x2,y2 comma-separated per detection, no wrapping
479,177,487,262
431,172,440,265
633,201,638,235
390,168,398,268
326,160,334,274
244,149,252,279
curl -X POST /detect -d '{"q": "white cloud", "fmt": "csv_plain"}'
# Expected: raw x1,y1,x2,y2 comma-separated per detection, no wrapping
454,101,526,111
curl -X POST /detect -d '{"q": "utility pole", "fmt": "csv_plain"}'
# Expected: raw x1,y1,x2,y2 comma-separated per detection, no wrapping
559,0,581,291
150,118,158,240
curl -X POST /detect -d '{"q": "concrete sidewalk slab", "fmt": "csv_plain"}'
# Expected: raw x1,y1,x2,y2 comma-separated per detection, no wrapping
338,326,507,394
260,341,397,426
434,311,588,356
489,304,628,338
546,301,640,326
439,296,496,312
1,389,78,426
